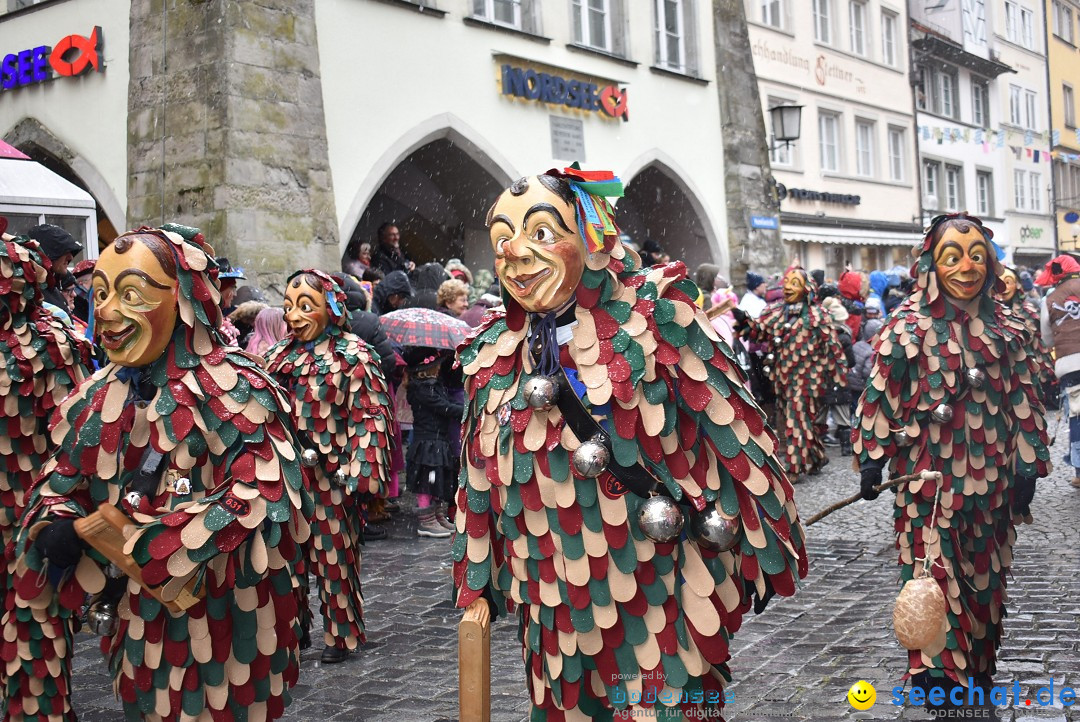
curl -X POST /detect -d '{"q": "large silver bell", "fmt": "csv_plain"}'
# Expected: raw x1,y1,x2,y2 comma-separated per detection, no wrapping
930,403,954,425
893,429,914,447
301,448,319,468
765,353,776,363
964,368,986,390
523,376,559,411
333,468,348,486
87,601,118,636
572,439,610,478
691,504,740,552
637,496,685,543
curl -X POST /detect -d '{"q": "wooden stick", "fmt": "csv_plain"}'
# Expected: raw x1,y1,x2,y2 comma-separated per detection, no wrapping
804,471,942,527
458,605,491,722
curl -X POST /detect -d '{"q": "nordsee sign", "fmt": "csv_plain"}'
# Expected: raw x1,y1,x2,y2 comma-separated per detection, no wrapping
1,27,104,93
500,64,628,122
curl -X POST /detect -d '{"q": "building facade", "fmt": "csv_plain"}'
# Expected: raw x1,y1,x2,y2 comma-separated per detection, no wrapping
1048,0,1080,252
745,0,922,280
910,0,1055,267
0,0,765,290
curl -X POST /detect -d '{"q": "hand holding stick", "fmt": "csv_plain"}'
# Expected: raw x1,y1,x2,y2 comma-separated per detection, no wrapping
804,471,942,527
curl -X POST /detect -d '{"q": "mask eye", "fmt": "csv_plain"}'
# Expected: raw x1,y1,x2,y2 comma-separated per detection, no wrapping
534,227,555,243
301,303,312,313
495,237,509,255
122,288,142,304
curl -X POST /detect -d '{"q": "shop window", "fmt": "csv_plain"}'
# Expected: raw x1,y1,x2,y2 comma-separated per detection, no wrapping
472,0,538,32
654,0,698,74
572,0,627,56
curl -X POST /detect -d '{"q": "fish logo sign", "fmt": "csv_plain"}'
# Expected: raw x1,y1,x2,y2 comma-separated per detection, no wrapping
1,27,104,93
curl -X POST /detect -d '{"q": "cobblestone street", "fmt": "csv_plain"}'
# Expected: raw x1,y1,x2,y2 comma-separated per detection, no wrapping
68,428,1080,722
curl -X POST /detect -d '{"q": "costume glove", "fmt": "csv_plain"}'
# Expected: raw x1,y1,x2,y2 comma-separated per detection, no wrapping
1012,476,1036,515
33,517,86,570
859,462,884,501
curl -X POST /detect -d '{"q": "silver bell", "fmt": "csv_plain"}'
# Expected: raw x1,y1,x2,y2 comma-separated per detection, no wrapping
87,601,118,636
523,376,559,411
762,366,773,375
893,429,913,447
691,504,740,552
637,496,685,543
333,468,348,486
765,353,776,363
301,448,319,468
930,403,954,425
124,491,144,508
572,439,610,478
964,367,986,390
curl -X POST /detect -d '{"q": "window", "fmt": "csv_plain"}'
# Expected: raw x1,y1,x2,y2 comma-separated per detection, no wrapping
761,0,783,28
1006,2,1036,48
924,160,941,204
972,79,989,126
881,11,897,66
819,112,840,172
572,0,612,51
1030,172,1042,211
855,120,875,177
976,171,993,216
1021,6,1035,48
1014,169,1028,209
813,0,832,44
1053,1,1075,43
472,0,530,29
916,66,959,118
1066,84,1076,127
1009,85,1023,125
888,126,905,181
1024,89,1038,129
1056,160,1080,209
1005,1,1018,41
940,72,956,118
849,1,867,56
655,0,685,70
945,165,961,210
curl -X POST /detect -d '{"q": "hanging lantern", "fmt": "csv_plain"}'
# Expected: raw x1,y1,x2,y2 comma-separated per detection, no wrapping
930,403,954,424
301,448,319,468
523,376,559,411
691,504,740,552
637,496,685,543
964,367,986,390
572,439,610,478
893,576,948,655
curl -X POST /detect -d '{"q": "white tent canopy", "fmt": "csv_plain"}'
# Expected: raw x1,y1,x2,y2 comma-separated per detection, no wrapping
0,156,99,259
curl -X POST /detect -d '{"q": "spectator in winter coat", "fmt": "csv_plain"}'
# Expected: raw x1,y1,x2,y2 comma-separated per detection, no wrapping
370,223,414,275
245,307,287,357
838,270,866,340
436,279,470,317
818,297,856,455
371,270,413,315
847,317,883,405
868,270,889,311
739,271,769,318
333,272,398,380
408,262,451,310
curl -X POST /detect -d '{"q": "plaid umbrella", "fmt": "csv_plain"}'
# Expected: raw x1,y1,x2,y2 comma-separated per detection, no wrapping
378,307,471,350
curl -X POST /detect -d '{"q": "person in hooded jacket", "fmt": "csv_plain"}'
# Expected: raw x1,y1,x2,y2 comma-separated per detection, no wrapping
848,317,883,404
371,270,414,315
332,272,397,380
838,270,866,340
408,262,450,311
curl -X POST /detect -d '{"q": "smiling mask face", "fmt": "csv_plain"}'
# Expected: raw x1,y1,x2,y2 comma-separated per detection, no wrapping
782,269,808,304
489,177,585,314
92,240,179,367
933,226,988,302
996,268,1019,303
283,276,330,342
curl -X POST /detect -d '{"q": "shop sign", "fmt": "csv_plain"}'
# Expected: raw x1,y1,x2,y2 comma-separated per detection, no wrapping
1019,226,1044,240
781,184,861,205
1,27,104,93
501,64,628,122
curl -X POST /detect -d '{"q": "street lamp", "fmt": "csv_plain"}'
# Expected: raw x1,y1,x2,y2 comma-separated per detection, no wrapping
768,104,803,151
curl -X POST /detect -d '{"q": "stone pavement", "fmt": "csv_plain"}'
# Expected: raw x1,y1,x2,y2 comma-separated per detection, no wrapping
67,430,1080,722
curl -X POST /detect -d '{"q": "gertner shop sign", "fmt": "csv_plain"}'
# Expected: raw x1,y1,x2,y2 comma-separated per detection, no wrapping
500,64,629,122
1,27,104,93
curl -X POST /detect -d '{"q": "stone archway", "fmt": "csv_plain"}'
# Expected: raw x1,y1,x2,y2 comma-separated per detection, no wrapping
4,117,125,248
616,156,722,273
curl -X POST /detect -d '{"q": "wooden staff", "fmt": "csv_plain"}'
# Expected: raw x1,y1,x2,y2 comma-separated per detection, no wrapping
804,471,942,527
459,604,491,722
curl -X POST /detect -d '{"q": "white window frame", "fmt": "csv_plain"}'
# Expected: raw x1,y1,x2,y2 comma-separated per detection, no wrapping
849,1,867,56
855,119,875,177
1053,1,1075,43
813,0,832,44
1009,85,1023,125
1021,6,1035,48
1005,1,1019,42
1065,83,1076,127
881,10,897,66
1015,169,1028,210
972,79,988,126
888,126,905,181
924,160,941,202
819,111,841,172
1030,172,1042,211
572,0,612,52
1024,89,1038,130
655,0,686,71
761,0,784,29
473,0,523,28
976,171,993,216
945,165,961,210
940,72,956,119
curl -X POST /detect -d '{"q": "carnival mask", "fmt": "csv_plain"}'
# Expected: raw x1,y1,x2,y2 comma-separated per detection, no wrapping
283,276,330,342
92,238,179,367
489,176,585,314
933,227,988,302
782,270,808,304
996,268,1019,304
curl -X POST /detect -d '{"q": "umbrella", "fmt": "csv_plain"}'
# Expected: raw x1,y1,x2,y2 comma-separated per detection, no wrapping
378,307,471,350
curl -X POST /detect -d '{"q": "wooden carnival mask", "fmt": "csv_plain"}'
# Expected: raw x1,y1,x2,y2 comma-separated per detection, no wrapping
283,275,330,342
996,267,1019,304
782,269,808,304
488,176,585,314
932,226,989,302
92,235,179,367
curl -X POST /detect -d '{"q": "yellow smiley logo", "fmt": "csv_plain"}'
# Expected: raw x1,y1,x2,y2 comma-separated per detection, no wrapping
847,680,876,710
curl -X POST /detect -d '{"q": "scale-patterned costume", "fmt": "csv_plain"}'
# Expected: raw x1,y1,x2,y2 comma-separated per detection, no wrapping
0,238,90,722
854,231,1050,688
8,228,312,721
454,245,807,720
747,283,845,478
265,270,394,651
1006,297,1055,404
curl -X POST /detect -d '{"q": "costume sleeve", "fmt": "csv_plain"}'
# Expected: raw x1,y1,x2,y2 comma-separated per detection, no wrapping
1005,336,1052,480
853,315,909,468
